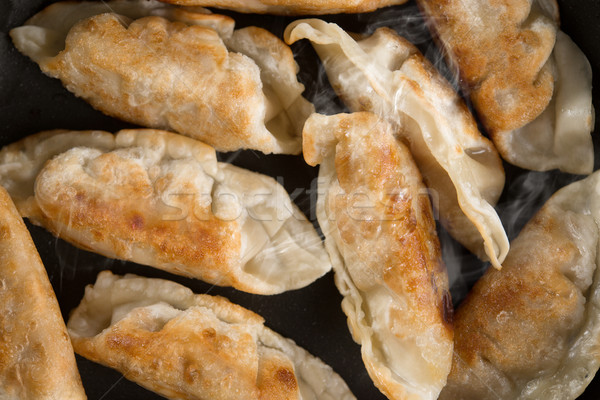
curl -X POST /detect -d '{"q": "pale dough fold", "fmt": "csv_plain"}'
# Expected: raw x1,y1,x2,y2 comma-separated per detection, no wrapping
417,0,594,174
10,0,314,154
303,112,453,400
0,129,330,295
68,270,356,400
285,20,507,269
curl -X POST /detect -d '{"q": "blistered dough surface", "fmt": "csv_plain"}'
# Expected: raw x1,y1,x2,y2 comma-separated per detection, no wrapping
303,112,453,400
0,129,330,294
68,271,356,400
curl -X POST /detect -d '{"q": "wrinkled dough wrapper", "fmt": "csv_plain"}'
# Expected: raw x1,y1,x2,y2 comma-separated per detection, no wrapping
10,0,314,154
303,112,453,400
417,0,594,174
285,20,507,269
0,186,86,400
68,271,356,400
159,0,407,15
0,129,330,295
492,31,595,174
441,170,600,400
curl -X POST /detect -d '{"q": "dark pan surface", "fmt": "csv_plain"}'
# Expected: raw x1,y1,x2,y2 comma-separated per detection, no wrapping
1,1,599,399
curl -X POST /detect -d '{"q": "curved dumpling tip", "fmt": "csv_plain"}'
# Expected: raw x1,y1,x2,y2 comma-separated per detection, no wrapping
0,129,331,295
10,0,314,154
285,19,508,269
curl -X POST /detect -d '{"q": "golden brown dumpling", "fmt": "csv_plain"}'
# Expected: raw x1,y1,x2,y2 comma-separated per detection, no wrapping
417,0,594,174
286,20,507,269
10,0,313,154
159,0,407,15
0,186,86,400
67,270,356,400
441,170,600,400
303,112,453,400
0,129,330,295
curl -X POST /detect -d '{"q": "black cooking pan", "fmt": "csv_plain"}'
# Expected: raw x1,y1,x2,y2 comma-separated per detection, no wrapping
1,1,599,399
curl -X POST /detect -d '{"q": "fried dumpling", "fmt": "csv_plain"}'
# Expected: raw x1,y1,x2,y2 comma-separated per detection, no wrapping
303,112,453,400
0,129,330,295
440,170,600,400
0,186,86,400
158,0,406,15
9,0,313,154
67,270,356,400
285,20,507,269
417,0,594,174
0,129,116,216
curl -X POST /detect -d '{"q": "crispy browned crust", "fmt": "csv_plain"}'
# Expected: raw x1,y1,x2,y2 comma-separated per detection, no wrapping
7,2,309,155
161,0,407,15
441,199,600,399
418,0,558,133
43,14,274,152
68,272,356,400
333,113,453,399
331,112,453,334
32,134,244,288
0,186,86,400
304,112,453,400
0,128,331,295
72,293,298,399
36,177,241,284
287,20,507,268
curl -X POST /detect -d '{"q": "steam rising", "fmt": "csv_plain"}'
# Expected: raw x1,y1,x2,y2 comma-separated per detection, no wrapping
18,0,591,313
284,5,594,306
448,168,584,304
497,168,582,240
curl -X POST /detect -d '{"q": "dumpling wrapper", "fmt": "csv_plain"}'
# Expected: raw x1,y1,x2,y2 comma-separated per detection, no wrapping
67,270,355,400
158,0,407,15
0,186,86,400
0,129,330,295
303,112,453,400
440,170,600,400
417,0,594,174
9,0,314,154
285,20,507,269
